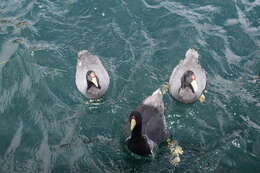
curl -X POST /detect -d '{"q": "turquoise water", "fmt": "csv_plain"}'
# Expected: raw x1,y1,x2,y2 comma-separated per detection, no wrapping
0,0,259,172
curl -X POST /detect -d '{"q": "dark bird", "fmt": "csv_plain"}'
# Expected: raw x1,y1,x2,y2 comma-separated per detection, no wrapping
126,89,167,156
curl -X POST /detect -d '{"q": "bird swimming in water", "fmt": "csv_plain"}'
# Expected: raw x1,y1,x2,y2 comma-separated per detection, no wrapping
169,49,206,103
75,50,110,99
126,88,167,156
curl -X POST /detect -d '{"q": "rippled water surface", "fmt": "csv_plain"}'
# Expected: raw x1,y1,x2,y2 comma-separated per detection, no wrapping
0,0,260,172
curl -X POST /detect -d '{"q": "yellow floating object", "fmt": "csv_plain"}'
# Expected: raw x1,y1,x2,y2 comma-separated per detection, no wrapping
160,83,170,95
167,138,184,166
170,156,180,166
174,146,183,155
199,94,205,103
0,61,8,65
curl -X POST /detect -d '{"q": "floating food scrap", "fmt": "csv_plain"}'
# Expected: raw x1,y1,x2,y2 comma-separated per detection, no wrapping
254,75,260,80
13,38,23,43
16,21,29,27
0,61,8,65
84,98,104,105
167,138,183,166
160,83,170,95
0,19,11,24
199,94,206,103
30,45,50,51
250,74,260,83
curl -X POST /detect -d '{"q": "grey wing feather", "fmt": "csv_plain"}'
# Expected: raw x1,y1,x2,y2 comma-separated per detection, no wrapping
137,105,166,144
137,89,166,144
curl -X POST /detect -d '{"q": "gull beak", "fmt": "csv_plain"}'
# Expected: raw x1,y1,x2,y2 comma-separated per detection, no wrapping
91,77,99,88
191,80,198,92
130,119,136,131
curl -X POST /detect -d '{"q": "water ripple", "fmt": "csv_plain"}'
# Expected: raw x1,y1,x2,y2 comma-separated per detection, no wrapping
0,0,259,172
